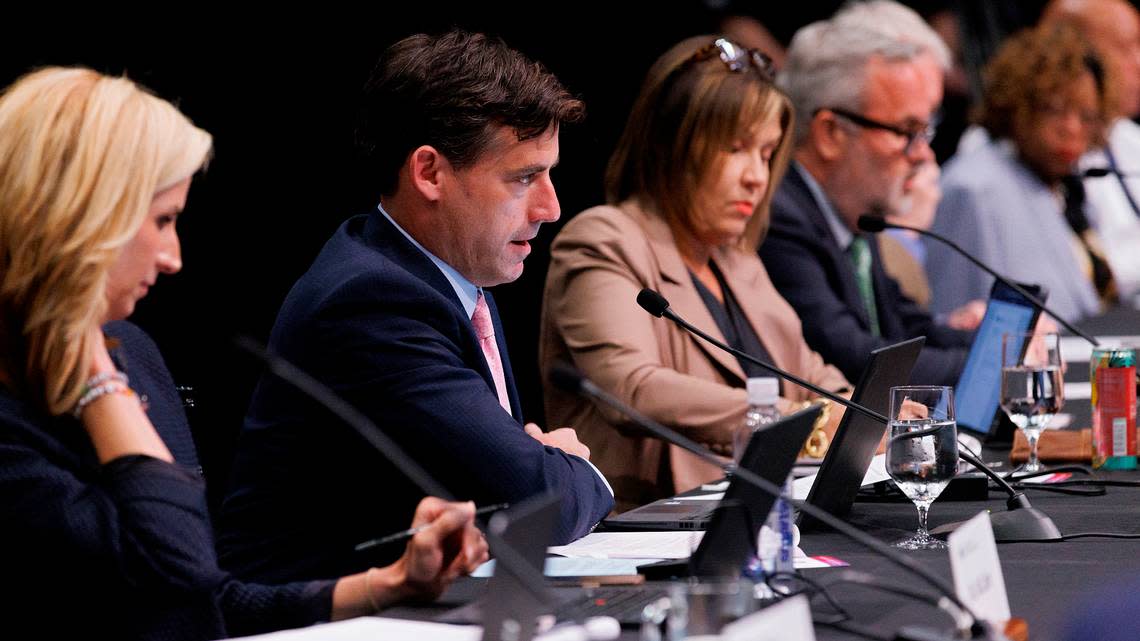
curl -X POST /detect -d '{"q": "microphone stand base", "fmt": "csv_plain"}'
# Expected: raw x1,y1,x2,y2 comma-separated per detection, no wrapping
930,507,1062,542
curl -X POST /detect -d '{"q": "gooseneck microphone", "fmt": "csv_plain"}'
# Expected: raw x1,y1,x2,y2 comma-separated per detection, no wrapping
856,215,1099,346
1083,167,1120,178
1082,167,1140,179
636,289,883,424
549,363,989,641
636,288,1062,543
1082,166,1140,218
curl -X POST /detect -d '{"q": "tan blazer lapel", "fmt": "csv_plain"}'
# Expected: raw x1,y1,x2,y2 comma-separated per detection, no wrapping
634,204,746,384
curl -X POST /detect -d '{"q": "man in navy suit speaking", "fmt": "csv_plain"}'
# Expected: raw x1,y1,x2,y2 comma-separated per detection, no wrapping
219,30,613,583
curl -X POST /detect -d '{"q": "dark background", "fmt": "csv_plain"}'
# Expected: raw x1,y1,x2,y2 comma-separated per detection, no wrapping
0,1,1052,508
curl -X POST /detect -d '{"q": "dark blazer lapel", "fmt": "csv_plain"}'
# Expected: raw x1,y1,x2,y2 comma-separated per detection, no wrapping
364,209,515,418
363,209,466,312
781,168,871,331
716,248,783,375
634,203,746,383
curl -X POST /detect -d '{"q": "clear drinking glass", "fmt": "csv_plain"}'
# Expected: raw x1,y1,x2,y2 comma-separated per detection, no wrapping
886,386,958,550
1000,332,1064,474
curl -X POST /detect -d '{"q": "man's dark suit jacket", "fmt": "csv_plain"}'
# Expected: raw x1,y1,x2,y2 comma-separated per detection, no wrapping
218,210,613,583
759,167,973,386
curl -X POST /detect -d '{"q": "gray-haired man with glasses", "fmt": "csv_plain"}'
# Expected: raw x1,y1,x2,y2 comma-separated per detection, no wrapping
758,0,976,387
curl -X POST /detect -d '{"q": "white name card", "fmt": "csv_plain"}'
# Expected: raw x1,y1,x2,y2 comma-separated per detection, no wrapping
722,594,816,641
948,511,1011,625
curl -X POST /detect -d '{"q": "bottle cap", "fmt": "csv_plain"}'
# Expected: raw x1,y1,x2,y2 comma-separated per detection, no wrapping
746,377,779,405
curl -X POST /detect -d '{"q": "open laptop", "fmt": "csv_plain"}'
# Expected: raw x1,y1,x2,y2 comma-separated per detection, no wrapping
603,406,820,531
443,410,821,628
798,337,924,530
547,408,823,620
953,280,1046,443
627,405,820,580
437,492,559,640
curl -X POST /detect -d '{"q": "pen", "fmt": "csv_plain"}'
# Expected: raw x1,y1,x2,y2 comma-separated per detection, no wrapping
354,502,510,552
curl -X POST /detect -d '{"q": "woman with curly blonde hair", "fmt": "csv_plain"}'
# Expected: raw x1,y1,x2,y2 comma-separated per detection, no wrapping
0,67,486,640
927,24,1119,321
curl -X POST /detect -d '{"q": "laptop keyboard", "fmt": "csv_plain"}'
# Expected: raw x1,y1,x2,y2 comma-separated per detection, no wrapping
554,586,669,625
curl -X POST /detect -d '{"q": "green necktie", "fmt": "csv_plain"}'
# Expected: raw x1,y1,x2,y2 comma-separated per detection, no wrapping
847,235,881,337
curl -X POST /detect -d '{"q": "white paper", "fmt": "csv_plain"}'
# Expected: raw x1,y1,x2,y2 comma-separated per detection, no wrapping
791,464,822,478
721,594,816,641
471,556,663,578
1064,381,1092,400
672,492,725,501
793,453,889,500
548,531,705,559
1017,471,1073,485
226,617,481,641
947,512,1011,625
795,555,846,569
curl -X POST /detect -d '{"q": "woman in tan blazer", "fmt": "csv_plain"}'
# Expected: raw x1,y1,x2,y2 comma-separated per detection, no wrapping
540,36,850,513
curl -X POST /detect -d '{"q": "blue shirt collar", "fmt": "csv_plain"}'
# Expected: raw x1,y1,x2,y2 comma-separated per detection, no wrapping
376,202,480,319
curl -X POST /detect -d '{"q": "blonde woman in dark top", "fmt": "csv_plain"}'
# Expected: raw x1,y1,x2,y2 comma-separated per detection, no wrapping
0,67,486,641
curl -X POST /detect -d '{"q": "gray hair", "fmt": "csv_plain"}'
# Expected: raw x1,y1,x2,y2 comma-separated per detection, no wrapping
778,1,948,145
832,0,951,69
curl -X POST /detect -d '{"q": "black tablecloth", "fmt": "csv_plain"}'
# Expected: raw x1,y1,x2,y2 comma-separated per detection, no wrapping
799,468,1140,640
385,468,1140,640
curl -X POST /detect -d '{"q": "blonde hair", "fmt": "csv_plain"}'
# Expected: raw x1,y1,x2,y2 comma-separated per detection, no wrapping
0,67,212,415
606,35,794,251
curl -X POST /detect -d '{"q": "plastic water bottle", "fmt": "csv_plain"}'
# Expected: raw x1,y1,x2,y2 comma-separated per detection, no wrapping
737,378,795,593
735,378,780,464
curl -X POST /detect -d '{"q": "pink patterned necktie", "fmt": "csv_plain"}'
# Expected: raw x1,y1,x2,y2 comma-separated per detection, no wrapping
472,292,511,413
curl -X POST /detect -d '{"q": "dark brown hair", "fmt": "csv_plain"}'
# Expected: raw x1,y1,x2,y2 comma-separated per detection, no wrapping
356,30,584,196
605,35,794,250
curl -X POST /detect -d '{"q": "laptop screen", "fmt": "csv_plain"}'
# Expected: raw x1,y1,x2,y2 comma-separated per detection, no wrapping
954,280,1045,436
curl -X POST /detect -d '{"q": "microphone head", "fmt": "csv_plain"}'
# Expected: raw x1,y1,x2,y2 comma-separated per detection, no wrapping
548,362,586,394
856,215,888,233
636,288,670,318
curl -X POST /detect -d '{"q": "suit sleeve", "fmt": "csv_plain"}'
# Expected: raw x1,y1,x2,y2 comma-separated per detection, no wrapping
761,224,967,387
307,275,613,544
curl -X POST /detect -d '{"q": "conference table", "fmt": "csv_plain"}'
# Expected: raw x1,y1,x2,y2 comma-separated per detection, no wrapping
381,308,1140,641
797,468,1140,640
380,467,1140,641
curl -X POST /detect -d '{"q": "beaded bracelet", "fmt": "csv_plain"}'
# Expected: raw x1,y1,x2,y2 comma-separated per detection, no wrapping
72,380,135,419
84,371,129,390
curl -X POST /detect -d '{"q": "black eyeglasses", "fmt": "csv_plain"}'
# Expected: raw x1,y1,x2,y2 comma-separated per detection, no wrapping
826,108,937,155
681,37,775,79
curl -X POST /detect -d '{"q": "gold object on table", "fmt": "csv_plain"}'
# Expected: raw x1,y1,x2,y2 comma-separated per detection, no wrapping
798,398,831,458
